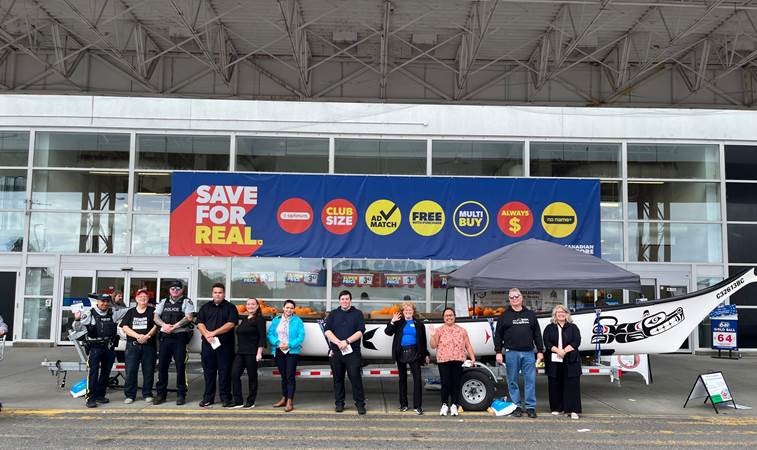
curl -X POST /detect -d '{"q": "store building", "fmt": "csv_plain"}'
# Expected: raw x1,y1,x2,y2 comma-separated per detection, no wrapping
0,96,755,351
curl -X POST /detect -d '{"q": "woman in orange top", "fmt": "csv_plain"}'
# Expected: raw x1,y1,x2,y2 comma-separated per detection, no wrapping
429,307,475,416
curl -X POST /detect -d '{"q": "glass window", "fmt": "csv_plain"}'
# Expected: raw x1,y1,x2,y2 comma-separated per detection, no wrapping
627,182,720,221
131,214,168,255
729,266,757,306
0,131,29,166
333,259,426,316
34,132,129,168
629,222,721,262
430,260,467,301
31,170,128,211
735,308,757,348
724,145,757,180
727,224,757,264
231,257,326,312
627,144,719,179
432,141,523,176
601,221,622,261
198,269,227,296
334,139,426,175
0,169,27,209
236,137,328,173
0,211,24,252
601,181,621,220
136,135,230,170
25,268,55,296
28,212,128,254
22,298,52,339
726,183,757,222
134,173,171,211
530,142,620,177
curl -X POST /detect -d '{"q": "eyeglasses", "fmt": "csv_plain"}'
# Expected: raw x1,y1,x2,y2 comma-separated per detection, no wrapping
169,286,182,290
508,295,521,299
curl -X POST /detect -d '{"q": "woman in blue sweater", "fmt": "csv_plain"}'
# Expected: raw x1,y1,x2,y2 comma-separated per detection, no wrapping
267,299,305,412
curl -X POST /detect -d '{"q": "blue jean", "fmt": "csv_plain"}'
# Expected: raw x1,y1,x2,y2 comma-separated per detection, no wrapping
505,350,537,410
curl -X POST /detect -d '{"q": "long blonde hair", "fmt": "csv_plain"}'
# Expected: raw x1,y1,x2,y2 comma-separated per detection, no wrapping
550,304,573,324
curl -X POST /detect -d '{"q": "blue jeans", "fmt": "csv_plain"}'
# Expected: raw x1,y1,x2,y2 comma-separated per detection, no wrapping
505,350,537,410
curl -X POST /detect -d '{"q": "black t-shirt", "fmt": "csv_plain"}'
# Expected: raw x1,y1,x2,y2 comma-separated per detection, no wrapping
120,306,156,344
197,299,239,346
235,314,267,354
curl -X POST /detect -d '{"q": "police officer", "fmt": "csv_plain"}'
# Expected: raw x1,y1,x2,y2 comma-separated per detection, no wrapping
73,293,129,408
154,280,195,405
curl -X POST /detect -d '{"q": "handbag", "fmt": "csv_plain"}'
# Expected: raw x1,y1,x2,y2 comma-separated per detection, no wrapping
398,345,418,364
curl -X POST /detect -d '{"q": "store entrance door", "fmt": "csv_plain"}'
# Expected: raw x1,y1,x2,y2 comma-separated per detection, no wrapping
0,272,16,341
57,269,190,345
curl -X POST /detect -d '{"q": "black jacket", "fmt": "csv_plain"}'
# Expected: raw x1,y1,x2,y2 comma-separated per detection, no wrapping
543,322,582,378
384,317,430,363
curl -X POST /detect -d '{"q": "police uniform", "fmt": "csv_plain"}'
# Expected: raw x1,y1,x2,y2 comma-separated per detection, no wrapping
154,282,195,404
73,294,128,408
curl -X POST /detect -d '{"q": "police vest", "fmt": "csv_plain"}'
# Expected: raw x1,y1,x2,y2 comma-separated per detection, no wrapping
86,308,118,347
160,297,190,332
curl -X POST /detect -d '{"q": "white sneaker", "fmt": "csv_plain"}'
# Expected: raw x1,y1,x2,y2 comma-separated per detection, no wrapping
551,411,560,416
144,397,153,403
124,398,134,404
450,404,459,416
439,403,449,416
570,412,579,420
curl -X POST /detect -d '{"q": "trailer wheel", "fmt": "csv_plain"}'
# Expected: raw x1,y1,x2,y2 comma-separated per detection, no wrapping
459,369,495,411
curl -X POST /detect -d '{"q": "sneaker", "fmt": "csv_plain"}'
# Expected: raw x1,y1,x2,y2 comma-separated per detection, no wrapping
199,400,213,408
439,403,449,416
527,409,537,418
86,399,98,408
570,412,579,420
357,405,367,415
335,404,344,413
450,404,459,416
243,402,255,409
144,397,153,403
550,411,560,416
511,407,522,417
176,397,186,406
153,396,166,406
222,400,237,408
95,397,110,404
124,398,134,404
400,405,408,412
414,408,424,415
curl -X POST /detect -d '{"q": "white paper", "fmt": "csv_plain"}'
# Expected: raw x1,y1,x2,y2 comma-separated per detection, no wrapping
70,303,84,314
209,337,221,349
552,352,563,363
340,344,353,356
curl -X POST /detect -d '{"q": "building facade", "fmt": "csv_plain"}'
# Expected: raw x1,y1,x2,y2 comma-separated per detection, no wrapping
0,95,755,351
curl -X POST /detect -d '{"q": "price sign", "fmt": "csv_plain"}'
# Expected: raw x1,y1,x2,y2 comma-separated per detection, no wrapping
709,304,738,351
713,331,737,348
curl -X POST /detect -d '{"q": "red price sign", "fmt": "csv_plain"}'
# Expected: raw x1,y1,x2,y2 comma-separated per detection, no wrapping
713,332,736,348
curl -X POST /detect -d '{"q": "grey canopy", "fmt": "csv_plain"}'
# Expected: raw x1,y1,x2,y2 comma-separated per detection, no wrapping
447,239,641,292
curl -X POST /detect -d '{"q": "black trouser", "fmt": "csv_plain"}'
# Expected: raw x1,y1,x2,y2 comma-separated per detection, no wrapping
275,352,300,400
156,334,188,398
397,357,423,409
232,353,260,405
201,340,235,403
86,345,116,401
331,349,365,407
438,360,463,406
124,340,156,400
547,363,582,413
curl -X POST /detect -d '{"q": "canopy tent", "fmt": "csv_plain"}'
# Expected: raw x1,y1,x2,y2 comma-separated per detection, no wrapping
447,239,641,292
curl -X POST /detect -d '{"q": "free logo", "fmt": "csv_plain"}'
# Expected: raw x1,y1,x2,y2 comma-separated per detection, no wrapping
541,201,577,238
277,198,313,234
409,200,445,237
497,201,533,237
321,199,357,235
365,199,401,236
453,201,489,237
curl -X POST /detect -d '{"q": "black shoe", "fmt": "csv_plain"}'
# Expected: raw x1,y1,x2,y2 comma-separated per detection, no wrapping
95,397,110,404
153,396,166,406
527,409,537,418
176,397,186,406
243,402,255,409
335,404,344,413
400,405,408,412
511,407,522,417
222,400,239,408
357,405,367,415
414,408,424,415
86,399,98,408
199,400,213,408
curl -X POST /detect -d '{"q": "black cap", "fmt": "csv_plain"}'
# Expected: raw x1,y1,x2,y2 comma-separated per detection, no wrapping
169,280,183,289
88,293,112,302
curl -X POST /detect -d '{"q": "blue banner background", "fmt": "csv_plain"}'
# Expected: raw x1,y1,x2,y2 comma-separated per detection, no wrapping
170,172,601,259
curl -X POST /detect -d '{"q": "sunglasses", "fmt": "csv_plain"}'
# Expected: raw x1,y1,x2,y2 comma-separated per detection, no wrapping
508,295,521,299
169,286,182,290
